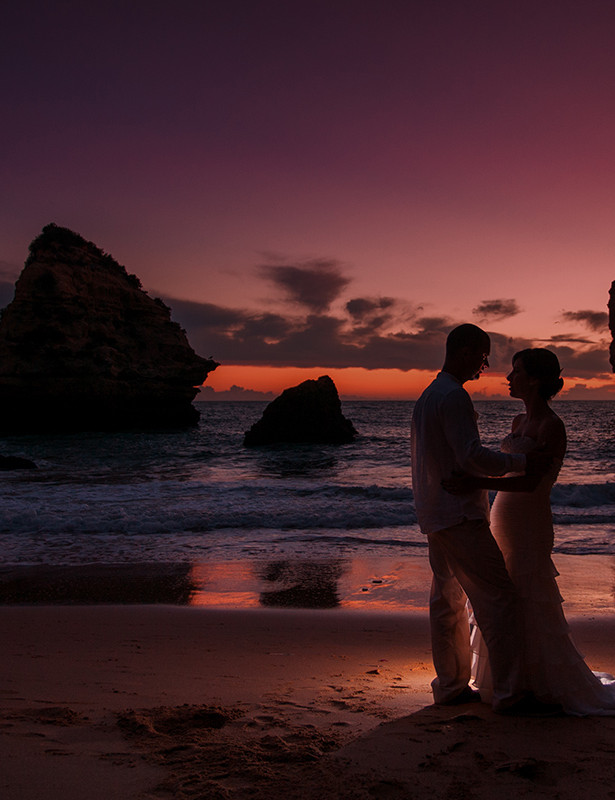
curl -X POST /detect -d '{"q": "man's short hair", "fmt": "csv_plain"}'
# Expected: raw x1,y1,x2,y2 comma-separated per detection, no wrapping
446,324,490,356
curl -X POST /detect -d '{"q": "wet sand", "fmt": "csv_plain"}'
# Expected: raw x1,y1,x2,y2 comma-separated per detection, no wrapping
2,554,615,798
1,552,613,614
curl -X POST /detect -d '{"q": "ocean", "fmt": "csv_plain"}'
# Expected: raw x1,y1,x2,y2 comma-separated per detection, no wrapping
1,400,615,568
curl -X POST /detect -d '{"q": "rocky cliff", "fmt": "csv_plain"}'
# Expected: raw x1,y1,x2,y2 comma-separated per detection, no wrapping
0,224,218,431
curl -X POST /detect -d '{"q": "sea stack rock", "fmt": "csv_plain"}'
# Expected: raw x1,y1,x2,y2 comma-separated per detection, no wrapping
0,224,218,431
243,375,357,446
609,281,615,372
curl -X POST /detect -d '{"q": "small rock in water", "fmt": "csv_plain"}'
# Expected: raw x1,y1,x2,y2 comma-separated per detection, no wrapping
243,375,357,445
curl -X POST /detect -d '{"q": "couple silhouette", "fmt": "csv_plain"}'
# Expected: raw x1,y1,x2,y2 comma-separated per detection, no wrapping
412,323,615,716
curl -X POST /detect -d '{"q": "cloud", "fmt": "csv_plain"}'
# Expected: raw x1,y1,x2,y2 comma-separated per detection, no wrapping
346,296,396,320
545,333,596,345
484,332,532,372
161,292,453,371
544,342,612,379
155,264,611,382
198,385,275,401
415,316,451,332
485,332,611,378
345,296,407,337
233,312,296,344
150,297,242,331
562,383,615,400
259,258,351,312
560,309,609,332
161,259,517,374
472,298,522,321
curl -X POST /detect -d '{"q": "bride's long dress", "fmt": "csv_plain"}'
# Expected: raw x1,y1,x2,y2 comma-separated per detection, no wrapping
471,433,615,715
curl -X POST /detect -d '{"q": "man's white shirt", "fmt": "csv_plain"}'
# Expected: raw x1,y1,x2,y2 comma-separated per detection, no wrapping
411,371,526,535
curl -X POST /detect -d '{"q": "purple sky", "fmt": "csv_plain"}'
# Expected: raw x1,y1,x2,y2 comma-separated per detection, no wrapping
3,0,615,396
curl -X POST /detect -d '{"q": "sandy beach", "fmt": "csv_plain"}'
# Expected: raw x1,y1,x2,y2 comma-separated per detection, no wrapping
2,554,615,799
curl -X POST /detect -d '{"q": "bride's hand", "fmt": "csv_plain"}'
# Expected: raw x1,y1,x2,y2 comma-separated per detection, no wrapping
441,472,479,494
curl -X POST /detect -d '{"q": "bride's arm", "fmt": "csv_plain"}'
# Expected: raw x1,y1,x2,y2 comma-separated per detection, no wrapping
442,469,543,494
442,416,566,494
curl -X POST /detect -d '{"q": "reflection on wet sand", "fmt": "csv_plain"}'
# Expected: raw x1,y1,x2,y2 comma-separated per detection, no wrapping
3,555,610,613
257,559,346,608
0,557,433,609
188,556,432,612
0,563,196,604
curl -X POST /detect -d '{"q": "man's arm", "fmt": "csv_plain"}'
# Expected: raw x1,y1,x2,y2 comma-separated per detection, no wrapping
441,389,526,476
443,451,554,494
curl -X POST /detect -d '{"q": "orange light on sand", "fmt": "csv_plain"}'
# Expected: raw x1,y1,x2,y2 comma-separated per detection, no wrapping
339,559,431,612
189,562,261,608
191,591,260,608
188,557,433,612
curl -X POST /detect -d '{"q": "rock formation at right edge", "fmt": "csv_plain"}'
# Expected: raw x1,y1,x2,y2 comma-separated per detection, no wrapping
610,281,615,372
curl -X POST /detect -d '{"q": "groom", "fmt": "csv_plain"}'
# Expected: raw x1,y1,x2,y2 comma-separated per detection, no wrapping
411,323,546,714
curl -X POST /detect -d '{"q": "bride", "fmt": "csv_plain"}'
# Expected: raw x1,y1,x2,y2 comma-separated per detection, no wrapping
445,348,615,715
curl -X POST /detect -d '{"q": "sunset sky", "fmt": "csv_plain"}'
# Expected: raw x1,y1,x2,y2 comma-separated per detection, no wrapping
3,0,615,399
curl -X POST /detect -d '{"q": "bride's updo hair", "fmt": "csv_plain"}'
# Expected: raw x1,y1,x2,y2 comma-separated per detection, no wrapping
513,348,564,399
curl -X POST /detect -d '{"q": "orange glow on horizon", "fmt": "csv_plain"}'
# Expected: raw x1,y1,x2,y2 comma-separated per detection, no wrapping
203,365,441,399
203,365,615,400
